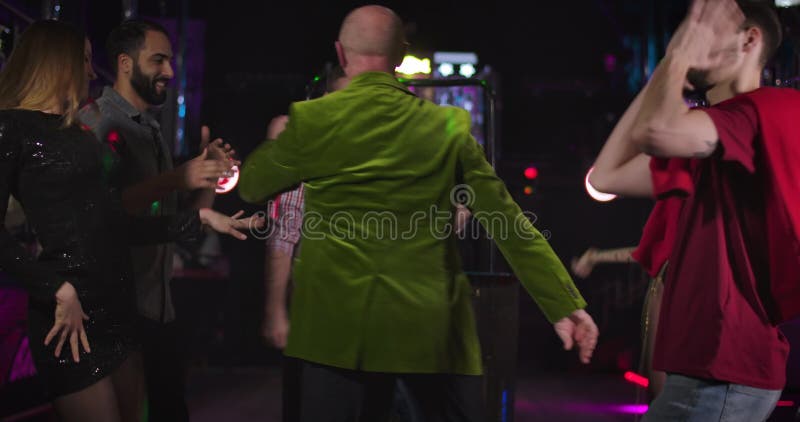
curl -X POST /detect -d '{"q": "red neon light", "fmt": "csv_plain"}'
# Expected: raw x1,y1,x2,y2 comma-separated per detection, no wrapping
624,371,649,388
777,400,794,407
524,167,539,180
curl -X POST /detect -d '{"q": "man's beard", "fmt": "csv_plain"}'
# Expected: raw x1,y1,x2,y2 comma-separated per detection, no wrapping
131,62,169,106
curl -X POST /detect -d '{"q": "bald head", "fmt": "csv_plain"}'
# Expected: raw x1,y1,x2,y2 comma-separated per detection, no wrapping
338,6,405,60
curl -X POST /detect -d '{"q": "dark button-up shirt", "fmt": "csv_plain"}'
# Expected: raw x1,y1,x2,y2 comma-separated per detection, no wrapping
79,86,178,323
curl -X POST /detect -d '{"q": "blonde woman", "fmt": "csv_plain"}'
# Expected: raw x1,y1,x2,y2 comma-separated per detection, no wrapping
0,20,258,422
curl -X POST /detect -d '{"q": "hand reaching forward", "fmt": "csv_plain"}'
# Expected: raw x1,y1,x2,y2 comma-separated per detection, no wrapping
175,148,234,191
571,248,598,279
201,125,240,167
199,209,266,240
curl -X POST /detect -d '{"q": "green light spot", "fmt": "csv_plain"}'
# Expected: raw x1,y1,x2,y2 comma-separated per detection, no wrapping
101,152,114,175
446,109,458,136
150,201,161,216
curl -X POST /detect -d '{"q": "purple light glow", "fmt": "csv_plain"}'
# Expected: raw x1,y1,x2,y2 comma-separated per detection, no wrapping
615,404,649,415
604,54,618,73
0,286,37,385
515,399,648,416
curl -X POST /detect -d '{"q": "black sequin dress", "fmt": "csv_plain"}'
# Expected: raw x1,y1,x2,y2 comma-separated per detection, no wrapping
0,109,201,397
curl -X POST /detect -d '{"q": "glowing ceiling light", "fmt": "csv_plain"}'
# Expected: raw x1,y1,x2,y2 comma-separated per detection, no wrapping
585,167,617,202
216,165,239,194
438,63,454,77
459,63,476,78
395,55,431,76
776,0,800,7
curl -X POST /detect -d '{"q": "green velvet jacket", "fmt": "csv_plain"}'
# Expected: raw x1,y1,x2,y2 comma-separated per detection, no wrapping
239,71,587,375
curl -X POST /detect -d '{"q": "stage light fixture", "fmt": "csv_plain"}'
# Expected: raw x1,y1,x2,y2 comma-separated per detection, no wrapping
459,63,477,78
438,63,455,77
396,55,431,76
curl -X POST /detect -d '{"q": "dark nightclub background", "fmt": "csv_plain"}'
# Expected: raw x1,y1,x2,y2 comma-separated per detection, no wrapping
2,0,800,421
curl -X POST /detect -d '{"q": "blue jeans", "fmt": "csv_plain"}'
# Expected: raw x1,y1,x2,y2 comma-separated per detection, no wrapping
644,374,782,422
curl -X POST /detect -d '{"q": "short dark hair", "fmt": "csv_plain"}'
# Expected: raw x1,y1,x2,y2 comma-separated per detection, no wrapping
737,1,783,65
106,19,169,73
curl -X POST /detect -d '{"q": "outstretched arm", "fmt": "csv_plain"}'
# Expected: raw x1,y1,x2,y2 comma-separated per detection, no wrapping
571,246,637,279
458,129,598,364
121,148,232,213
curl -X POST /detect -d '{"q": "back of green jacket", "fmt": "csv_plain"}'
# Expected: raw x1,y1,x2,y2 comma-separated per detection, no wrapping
240,71,586,374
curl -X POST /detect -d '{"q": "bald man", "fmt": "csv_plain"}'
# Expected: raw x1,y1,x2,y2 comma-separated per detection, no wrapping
240,6,598,421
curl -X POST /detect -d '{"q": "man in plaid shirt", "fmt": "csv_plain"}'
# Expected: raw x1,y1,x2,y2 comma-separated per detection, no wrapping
261,69,347,422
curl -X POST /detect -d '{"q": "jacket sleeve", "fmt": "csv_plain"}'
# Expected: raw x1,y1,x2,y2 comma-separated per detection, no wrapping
126,210,203,248
456,121,587,323
239,102,336,204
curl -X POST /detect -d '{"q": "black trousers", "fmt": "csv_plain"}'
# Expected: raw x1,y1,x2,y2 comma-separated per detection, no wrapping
283,356,303,422
137,317,189,422
291,360,485,422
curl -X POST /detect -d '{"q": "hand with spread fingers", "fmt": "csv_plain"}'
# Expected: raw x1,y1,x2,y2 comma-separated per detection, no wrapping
199,209,266,240
554,309,599,364
667,0,746,71
175,148,235,191
45,282,91,363
201,125,241,168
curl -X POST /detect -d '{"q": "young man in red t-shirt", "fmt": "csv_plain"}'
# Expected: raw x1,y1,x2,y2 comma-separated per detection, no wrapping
590,0,792,420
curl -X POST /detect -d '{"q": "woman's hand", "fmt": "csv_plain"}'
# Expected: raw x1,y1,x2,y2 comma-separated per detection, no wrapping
199,209,266,240
45,282,91,363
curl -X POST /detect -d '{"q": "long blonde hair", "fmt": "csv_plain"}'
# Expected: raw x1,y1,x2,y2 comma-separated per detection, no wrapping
0,20,86,126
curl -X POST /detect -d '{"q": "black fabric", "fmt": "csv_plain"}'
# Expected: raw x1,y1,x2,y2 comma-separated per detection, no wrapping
137,317,189,422
294,360,484,422
282,356,302,422
0,109,200,397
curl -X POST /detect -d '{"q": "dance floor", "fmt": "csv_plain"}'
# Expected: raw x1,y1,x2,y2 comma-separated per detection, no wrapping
184,367,799,422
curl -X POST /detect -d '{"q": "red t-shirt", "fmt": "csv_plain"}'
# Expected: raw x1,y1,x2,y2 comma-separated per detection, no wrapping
652,95,790,390
631,159,694,277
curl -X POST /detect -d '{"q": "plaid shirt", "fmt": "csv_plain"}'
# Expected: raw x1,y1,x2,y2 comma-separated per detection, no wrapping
266,184,304,255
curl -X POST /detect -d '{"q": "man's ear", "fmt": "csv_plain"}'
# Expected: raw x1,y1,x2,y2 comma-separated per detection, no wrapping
118,53,134,75
742,26,762,58
335,41,348,72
